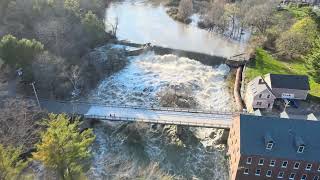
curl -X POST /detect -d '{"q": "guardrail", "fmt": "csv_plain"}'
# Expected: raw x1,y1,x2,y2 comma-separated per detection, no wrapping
84,114,231,129
37,97,236,115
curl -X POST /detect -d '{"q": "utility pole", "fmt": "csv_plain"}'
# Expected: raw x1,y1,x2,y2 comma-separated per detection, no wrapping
31,82,41,109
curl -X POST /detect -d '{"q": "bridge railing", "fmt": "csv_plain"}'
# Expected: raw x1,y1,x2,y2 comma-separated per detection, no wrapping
6,96,244,116
84,114,231,129
37,97,236,115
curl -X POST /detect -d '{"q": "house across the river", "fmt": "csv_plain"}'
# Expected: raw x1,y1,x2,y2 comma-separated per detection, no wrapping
245,74,310,111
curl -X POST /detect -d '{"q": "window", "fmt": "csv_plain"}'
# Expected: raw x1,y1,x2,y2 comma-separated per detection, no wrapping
267,94,270,98
268,103,271,108
255,169,261,176
318,165,320,172
259,94,262,98
282,161,288,168
301,174,307,180
266,142,273,150
246,157,252,164
278,171,284,178
257,102,262,106
306,163,312,171
270,160,276,167
258,158,264,165
266,170,272,177
244,168,249,175
314,176,319,180
294,162,300,169
289,173,296,180
297,145,305,153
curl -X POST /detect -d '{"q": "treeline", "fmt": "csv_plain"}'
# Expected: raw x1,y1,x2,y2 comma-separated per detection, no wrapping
0,0,125,98
0,99,95,179
197,0,278,39
251,5,320,83
195,0,320,83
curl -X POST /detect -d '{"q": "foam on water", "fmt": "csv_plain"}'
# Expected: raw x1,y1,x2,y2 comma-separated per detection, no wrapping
86,52,232,179
89,52,232,111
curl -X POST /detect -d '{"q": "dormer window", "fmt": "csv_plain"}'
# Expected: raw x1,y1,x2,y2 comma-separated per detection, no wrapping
266,142,273,150
295,136,305,154
264,133,274,150
297,145,305,153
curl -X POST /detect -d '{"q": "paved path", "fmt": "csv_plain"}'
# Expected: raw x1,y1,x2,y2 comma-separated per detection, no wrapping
39,99,235,129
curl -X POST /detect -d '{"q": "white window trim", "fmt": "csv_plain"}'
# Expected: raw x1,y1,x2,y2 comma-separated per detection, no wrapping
266,142,273,150
289,173,296,180
306,164,312,171
266,170,272,177
255,169,261,176
258,158,264,165
281,161,288,168
314,176,319,180
246,157,252,164
317,165,320,172
294,162,300,169
301,174,307,180
278,172,284,179
297,145,305,153
269,160,276,167
244,168,249,175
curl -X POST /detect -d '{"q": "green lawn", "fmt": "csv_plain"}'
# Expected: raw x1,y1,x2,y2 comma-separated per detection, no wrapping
245,48,320,98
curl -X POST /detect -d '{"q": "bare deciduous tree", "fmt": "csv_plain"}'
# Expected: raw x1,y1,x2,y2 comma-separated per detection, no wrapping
108,16,119,37
0,98,45,150
178,0,193,20
65,65,82,93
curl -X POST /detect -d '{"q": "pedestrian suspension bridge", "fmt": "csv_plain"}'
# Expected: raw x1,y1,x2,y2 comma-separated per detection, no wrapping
38,99,237,129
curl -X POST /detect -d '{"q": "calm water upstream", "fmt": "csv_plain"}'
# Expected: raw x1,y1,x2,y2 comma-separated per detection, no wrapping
105,0,247,56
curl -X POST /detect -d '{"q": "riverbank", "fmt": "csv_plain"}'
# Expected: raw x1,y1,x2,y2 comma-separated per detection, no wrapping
245,48,320,101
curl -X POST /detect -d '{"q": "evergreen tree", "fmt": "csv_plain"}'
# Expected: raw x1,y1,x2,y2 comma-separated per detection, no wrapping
0,35,44,67
81,11,106,46
0,145,28,179
32,114,95,180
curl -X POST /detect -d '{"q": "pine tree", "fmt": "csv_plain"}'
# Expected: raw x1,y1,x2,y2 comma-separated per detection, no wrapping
0,145,28,179
32,114,95,180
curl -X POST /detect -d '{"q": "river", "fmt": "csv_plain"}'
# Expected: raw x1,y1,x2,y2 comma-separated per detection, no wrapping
85,0,246,179
105,0,248,57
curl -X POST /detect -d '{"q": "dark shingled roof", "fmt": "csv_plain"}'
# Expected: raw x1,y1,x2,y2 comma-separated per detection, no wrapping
268,74,310,90
240,114,320,162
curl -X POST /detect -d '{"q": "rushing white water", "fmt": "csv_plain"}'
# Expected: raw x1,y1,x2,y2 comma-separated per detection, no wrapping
86,51,232,179
89,52,232,111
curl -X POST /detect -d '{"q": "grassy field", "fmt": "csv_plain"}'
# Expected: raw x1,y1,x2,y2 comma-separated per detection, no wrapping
245,48,320,99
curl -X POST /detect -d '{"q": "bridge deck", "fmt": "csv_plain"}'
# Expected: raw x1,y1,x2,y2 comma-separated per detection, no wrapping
39,100,234,128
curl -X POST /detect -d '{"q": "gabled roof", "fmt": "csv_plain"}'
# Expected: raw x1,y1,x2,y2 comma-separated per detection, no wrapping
248,76,276,98
239,114,320,162
266,74,310,90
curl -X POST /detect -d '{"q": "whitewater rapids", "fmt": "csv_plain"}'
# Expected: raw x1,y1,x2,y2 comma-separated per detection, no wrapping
86,52,233,179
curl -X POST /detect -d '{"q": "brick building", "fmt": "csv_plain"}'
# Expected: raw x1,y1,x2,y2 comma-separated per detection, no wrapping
228,115,320,180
